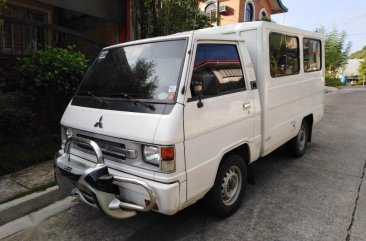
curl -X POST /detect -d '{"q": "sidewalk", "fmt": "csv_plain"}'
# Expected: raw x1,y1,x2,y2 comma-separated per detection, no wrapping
0,161,54,204
0,161,65,225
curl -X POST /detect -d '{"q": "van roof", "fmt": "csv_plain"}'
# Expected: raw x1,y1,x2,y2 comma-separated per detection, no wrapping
104,22,322,50
184,21,323,39
104,32,244,50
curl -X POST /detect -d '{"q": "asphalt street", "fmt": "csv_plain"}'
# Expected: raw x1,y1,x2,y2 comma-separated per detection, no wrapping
3,87,366,241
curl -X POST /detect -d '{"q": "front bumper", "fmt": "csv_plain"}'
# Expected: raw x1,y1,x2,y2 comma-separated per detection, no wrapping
55,137,180,218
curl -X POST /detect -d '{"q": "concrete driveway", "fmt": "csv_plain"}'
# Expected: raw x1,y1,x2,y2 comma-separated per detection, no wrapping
4,87,366,241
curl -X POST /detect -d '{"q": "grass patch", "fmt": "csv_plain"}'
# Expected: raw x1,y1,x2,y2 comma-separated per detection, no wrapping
0,180,57,204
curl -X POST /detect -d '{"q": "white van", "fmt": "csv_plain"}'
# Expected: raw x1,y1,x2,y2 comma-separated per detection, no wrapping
55,21,324,218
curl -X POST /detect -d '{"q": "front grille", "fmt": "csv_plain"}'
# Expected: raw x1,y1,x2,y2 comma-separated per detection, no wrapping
76,133,126,160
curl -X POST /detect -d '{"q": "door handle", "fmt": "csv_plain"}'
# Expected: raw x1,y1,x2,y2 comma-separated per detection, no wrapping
243,102,251,110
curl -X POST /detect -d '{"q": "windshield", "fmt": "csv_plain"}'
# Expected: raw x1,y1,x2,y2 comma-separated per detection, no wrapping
77,39,187,103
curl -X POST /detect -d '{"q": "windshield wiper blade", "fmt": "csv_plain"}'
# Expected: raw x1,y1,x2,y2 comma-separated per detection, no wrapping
108,92,155,111
78,91,106,106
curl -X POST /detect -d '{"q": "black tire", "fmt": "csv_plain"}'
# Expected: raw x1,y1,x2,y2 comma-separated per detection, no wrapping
287,120,309,157
208,154,247,218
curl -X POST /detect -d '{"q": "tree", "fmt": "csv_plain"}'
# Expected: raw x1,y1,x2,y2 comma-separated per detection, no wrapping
349,45,366,59
136,0,212,38
358,59,366,80
316,27,351,76
0,0,6,26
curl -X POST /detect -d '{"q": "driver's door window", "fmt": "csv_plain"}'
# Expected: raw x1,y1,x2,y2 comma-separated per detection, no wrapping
190,44,246,99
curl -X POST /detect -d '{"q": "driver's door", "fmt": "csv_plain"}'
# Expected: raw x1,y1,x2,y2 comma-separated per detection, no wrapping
184,41,255,200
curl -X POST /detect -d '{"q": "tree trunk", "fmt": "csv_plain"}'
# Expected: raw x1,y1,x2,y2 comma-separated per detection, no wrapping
139,0,148,39
151,0,160,36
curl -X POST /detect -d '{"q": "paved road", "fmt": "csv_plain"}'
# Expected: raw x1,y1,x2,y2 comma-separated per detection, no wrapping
4,87,366,241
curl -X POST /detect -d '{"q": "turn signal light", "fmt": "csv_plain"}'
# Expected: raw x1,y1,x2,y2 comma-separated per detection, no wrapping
161,146,175,160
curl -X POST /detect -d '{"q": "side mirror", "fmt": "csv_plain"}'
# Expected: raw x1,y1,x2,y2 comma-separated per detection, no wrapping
191,80,203,108
192,81,203,96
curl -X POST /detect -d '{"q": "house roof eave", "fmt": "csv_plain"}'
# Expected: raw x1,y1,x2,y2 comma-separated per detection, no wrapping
270,0,288,14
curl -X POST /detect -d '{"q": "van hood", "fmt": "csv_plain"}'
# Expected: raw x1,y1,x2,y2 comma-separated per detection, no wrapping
61,104,162,143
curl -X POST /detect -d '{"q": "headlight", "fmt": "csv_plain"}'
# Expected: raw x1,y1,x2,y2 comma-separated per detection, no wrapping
61,126,73,146
66,128,73,138
143,145,175,173
143,146,161,165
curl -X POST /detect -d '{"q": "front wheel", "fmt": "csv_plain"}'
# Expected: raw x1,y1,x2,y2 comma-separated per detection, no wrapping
287,120,309,157
208,154,247,217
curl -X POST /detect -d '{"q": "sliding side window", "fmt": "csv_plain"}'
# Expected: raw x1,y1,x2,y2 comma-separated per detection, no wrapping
303,38,322,72
269,33,300,77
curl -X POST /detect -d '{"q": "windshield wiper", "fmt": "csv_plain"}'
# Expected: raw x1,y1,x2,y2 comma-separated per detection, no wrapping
107,92,155,111
78,91,106,106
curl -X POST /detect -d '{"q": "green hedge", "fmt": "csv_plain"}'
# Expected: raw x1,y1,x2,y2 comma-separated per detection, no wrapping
0,107,35,139
0,133,59,175
0,46,88,175
325,77,345,87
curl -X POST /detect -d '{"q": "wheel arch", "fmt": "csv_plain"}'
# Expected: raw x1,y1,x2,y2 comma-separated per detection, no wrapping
220,143,255,184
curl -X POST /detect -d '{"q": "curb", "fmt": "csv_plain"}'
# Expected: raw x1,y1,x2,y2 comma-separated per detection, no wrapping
0,186,66,225
0,197,78,240
324,86,339,94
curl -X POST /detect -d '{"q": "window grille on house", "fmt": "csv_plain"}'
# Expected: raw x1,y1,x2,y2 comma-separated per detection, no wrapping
245,2,254,22
205,3,217,21
0,4,48,55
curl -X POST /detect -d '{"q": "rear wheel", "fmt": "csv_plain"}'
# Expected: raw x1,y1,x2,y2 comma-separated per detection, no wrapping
209,154,247,217
287,120,309,157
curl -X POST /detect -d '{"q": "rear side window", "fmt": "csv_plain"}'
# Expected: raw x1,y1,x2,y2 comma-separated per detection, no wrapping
190,44,245,98
303,38,322,72
269,33,300,77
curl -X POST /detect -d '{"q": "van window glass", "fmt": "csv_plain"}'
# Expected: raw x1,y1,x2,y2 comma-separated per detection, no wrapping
190,44,245,98
303,38,322,72
77,39,187,103
269,33,299,77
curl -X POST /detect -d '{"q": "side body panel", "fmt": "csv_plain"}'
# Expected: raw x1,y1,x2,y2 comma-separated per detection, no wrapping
260,25,324,156
202,22,324,157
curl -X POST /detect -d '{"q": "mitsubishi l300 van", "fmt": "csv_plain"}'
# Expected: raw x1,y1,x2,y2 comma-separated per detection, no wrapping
55,22,324,218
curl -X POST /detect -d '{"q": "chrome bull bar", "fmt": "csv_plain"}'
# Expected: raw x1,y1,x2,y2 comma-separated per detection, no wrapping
55,136,157,219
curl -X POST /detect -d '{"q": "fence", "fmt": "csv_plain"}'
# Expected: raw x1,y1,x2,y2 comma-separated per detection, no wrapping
0,15,107,93
0,15,105,59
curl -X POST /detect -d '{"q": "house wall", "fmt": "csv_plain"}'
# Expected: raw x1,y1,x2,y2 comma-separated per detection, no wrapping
219,0,241,25
199,0,277,25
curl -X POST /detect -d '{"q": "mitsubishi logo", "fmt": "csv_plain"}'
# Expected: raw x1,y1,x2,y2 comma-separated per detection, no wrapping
94,116,103,128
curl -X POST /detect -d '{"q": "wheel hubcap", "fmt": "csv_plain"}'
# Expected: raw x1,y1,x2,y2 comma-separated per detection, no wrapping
298,126,306,150
221,166,242,206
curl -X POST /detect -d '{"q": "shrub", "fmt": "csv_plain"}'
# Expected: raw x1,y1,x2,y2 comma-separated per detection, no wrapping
325,72,345,87
0,105,60,175
0,133,59,175
17,46,88,121
325,77,345,87
0,107,35,141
